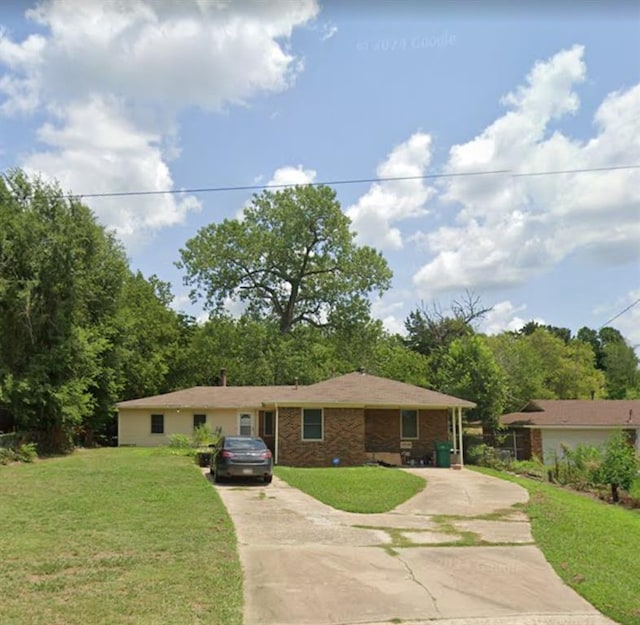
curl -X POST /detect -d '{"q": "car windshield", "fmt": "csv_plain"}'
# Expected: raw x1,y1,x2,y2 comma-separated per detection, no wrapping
224,438,266,451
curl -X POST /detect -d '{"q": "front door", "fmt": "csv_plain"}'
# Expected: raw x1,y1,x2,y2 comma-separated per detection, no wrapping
259,410,275,454
238,413,253,436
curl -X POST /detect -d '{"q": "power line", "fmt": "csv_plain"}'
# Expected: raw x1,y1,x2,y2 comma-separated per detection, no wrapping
70,163,640,200
73,169,511,198
599,297,640,329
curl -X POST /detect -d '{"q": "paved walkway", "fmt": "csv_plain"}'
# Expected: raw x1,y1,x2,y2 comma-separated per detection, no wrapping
208,467,616,625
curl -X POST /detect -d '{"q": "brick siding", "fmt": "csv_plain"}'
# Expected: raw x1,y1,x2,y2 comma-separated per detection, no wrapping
531,429,542,460
277,407,366,467
365,408,449,462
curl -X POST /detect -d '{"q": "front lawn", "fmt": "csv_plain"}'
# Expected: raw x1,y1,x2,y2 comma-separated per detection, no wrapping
0,448,242,625
274,465,425,513
472,467,640,625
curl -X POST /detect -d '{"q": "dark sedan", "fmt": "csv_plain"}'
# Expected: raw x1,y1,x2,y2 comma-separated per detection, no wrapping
210,436,273,484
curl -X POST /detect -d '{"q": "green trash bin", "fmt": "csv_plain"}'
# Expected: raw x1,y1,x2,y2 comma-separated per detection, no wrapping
435,441,452,468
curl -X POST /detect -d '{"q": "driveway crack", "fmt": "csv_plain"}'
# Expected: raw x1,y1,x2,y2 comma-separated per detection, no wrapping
395,552,440,614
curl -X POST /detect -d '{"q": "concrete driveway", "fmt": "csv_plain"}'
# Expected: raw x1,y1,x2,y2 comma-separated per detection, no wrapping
209,467,615,625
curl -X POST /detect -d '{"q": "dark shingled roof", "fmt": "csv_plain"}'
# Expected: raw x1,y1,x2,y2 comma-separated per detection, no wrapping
501,399,640,427
116,372,475,410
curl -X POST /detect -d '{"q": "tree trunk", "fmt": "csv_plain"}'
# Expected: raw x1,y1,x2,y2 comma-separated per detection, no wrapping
611,483,619,503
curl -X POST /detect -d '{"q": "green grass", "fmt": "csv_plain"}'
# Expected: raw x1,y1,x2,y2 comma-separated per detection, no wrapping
0,448,242,625
471,466,640,625
273,465,425,513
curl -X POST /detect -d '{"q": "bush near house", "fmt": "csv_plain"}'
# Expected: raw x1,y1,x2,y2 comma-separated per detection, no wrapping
468,430,640,507
0,433,38,464
167,424,222,467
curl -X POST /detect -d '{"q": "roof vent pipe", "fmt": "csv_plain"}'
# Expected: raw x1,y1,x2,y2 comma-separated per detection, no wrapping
358,366,365,374
294,377,299,389
219,368,227,387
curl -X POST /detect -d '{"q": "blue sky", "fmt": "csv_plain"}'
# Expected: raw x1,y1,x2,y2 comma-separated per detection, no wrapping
1,1,639,346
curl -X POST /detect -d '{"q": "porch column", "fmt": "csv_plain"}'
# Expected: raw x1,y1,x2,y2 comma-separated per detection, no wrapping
458,407,464,467
274,404,279,465
451,407,457,454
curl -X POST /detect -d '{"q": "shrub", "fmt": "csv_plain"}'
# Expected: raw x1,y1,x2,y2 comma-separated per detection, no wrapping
467,444,511,470
511,458,545,479
167,433,194,455
555,444,602,490
596,430,639,502
15,442,37,463
0,447,17,465
193,424,214,447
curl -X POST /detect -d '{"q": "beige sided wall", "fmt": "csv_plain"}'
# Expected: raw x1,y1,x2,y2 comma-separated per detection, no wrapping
118,408,257,446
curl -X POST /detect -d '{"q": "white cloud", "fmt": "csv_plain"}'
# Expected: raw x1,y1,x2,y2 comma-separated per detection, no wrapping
23,95,200,243
0,0,318,243
481,301,544,335
267,164,317,187
347,132,435,250
412,46,640,295
3,0,319,114
236,165,317,219
370,292,409,335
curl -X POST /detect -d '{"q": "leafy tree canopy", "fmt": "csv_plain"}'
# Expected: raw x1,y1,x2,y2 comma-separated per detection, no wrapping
178,185,392,334
0,170,129,450
432,335,507,430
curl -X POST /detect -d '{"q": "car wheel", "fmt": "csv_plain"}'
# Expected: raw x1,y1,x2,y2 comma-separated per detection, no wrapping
263,474,273,484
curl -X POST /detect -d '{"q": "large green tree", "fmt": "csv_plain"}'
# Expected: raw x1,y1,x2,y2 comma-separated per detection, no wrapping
178,185,392,334
431,335,507,430
577,326,639,398
485,332,551,412
526,329,604,399
0,171,129,450
117,272,190,401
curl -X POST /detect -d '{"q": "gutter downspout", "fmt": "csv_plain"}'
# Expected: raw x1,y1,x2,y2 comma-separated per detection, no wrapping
458,406,464,467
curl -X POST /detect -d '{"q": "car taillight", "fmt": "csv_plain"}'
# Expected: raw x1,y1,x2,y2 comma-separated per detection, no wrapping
222,450,235,459
263,450,272,459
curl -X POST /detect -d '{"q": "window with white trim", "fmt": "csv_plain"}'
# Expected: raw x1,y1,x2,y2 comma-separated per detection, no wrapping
401,409,418,439
302,408,323,441
239,413,252,436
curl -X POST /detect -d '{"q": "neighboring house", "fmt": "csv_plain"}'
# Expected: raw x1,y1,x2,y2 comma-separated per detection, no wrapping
116,370,475,467
499,399,640,464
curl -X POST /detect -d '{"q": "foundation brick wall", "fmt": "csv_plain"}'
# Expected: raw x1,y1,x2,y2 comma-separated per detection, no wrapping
277,407,366,467
364,408,449,461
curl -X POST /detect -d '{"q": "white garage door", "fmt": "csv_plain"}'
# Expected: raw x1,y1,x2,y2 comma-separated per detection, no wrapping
540,429,614,465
